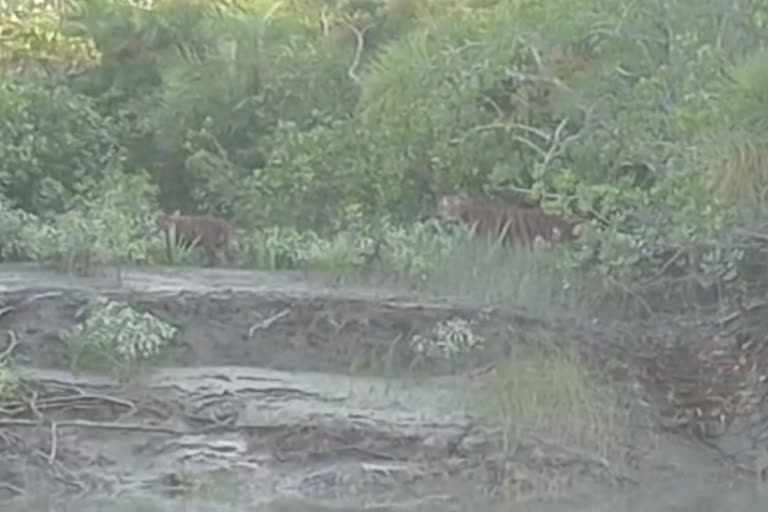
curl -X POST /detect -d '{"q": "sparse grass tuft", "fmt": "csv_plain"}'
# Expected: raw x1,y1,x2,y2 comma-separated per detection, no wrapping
470,337,630,460
415,234,636,460
168,469,248,505
712,136,768,205
415,234,612,322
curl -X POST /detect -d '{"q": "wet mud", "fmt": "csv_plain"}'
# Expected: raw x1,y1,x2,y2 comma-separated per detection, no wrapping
0,263,764,511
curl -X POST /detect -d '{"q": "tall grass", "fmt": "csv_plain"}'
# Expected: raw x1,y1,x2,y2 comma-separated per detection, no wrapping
403,230,648,493
403,231,636,324
469,339,636,460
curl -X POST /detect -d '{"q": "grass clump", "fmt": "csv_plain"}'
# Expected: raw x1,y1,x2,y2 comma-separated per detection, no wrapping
489,348,624,452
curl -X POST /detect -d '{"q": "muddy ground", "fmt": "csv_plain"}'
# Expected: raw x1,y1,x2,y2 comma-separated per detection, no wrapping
0,263,765,511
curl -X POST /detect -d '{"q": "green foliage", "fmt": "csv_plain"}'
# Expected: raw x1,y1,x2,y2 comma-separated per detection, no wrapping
60,297,178,375
0,2,99,79
0,79,127,214
703,50,768,205
24,170,159,271
472,338,629,459
0,196,42,260
158,219,203,265
3,0,768,315
75,170,159,264
256,119,386,229
236,218,456,277
0,365,22,401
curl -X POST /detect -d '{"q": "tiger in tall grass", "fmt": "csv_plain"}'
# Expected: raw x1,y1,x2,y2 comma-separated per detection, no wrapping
437,194,586,249
155,211,234,267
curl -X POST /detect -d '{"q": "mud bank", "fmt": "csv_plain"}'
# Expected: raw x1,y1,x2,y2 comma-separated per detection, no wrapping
0,264,764,510
0,263,552,375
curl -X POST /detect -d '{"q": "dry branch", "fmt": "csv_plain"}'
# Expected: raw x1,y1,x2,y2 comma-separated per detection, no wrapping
343,21,374,85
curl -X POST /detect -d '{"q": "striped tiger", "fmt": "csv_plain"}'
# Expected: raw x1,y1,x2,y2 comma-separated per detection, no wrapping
155,211,234,267
437,194,586,249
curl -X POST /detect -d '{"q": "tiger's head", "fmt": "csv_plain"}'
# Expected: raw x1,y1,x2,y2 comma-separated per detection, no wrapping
437,194,472,224
154,210,181,233
551,220,589,242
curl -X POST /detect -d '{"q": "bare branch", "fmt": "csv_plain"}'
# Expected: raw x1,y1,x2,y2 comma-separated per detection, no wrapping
0,330,18,363
344,21,375,85
248,307,291,337
48,421,58,463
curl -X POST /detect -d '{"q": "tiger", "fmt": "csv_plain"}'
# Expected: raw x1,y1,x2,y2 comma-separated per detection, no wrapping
155,211,234,267
437,194,586,249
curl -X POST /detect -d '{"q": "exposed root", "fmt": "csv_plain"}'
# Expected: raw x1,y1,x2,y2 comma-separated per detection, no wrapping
248,307,291,337
0,481,25,496
0,330,18,363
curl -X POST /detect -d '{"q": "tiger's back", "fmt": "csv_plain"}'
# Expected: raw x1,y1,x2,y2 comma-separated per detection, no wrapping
437,195,585,248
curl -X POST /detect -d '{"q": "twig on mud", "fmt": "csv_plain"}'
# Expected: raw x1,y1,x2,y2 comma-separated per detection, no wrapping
383,333,403,375
0,428,22,448
0,330,18,363
38,389,137,418
248,307,290,337
527,433,611,470
33,450,87,493
640,247,686,286
4,382,138,418
361,494,455,510
0,292,64,321
0,481,25,496
315,427,399,461
603,273,655,317
0,417,192,435
693,434,768,481
49,421,58,463
26,391,43,420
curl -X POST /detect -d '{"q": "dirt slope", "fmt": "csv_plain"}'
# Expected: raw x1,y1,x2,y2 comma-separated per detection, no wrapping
0,264,763,511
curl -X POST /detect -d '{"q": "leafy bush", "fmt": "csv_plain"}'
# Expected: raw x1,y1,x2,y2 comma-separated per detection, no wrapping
0,196,43,261
24,170,160,272
60,297,178,374
0,79,128,214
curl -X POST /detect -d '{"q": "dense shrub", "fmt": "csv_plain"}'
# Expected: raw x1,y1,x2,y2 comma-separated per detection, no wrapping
0,80,128,214
1,0,768,312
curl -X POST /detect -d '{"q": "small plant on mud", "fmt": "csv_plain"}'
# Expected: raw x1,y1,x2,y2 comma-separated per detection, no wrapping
170,469,249,504
410,317,485,359
0,365,21,401
60,298,178,377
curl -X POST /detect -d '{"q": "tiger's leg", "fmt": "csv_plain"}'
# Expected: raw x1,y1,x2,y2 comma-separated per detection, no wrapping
203,244,219,267
164,230,175,264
